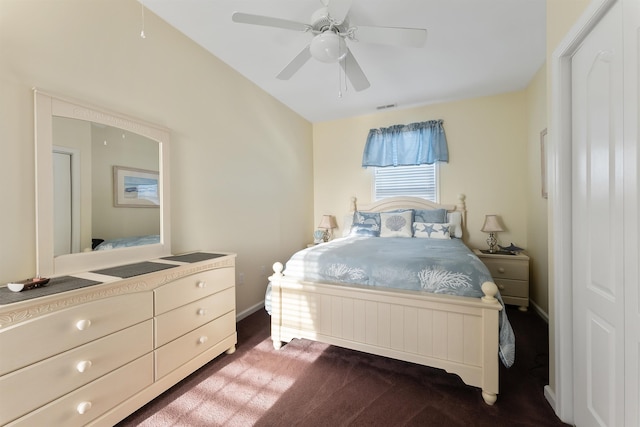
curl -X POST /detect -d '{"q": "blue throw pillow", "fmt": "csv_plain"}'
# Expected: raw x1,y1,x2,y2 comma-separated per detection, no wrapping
414,208,447,224
354,211,381,228
350,223,380,237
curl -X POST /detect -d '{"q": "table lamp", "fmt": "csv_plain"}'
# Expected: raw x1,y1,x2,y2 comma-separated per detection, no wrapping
318,215,338,242
481,214,503,253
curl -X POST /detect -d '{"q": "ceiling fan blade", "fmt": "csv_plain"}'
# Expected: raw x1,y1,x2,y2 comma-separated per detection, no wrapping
276,45,312,80
327,0,353,25
232,12,310,32
340,49,370,91
355,25,427,48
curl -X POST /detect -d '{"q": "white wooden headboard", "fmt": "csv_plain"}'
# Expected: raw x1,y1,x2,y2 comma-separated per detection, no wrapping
347,194,467,237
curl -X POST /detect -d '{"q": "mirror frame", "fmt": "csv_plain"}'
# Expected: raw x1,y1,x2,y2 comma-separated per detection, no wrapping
34,89,171,276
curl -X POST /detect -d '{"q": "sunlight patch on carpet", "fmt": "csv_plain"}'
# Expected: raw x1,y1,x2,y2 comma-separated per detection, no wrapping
131,336,330,426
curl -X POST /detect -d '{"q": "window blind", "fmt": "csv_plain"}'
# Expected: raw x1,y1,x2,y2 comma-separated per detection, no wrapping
373,164,438,201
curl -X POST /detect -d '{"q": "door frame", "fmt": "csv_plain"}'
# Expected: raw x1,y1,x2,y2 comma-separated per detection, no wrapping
548,0,617,423
53,145,81,254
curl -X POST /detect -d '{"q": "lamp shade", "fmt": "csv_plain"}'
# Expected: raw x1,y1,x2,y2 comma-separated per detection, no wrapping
481,215,503,233
318,215,338,230
310,32,347,63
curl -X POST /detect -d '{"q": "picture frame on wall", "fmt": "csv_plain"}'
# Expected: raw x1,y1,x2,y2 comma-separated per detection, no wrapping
540,128,548,199
113,166,160,207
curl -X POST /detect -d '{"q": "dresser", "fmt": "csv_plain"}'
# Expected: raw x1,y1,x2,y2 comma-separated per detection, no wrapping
0,252,236,426
473,249,530,311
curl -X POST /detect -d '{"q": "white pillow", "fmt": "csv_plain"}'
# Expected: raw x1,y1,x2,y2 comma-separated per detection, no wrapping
380,211,413,237
342,213,355,237
447,211,463,238
413,222,452,239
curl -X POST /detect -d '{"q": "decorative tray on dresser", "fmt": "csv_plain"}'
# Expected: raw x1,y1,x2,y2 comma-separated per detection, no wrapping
0,251,236,427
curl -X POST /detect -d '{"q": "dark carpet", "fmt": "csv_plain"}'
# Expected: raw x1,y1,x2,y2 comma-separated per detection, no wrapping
118,306,569,426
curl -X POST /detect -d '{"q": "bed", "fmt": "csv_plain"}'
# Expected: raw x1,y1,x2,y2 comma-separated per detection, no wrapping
267,195,513,405
93,234,160,251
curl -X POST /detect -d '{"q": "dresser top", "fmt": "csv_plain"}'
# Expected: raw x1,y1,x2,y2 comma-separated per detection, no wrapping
0,252,236,328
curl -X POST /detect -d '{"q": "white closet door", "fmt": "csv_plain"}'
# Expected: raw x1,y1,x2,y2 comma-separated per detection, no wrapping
571,1,626,426
53,151,72,256
622,1,640,425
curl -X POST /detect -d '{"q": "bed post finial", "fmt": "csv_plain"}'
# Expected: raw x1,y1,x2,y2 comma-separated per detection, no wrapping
481,281,499,304
457,194,467,235
271,262,284,277
350,196,357,212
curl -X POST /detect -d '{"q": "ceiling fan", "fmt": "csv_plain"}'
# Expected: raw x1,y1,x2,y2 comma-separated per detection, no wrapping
231,0,427,92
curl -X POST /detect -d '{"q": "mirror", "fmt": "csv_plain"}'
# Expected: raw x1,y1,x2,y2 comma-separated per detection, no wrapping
35,89,171,276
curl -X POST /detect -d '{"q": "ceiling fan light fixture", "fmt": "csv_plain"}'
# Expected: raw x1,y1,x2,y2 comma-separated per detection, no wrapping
310,32,347,63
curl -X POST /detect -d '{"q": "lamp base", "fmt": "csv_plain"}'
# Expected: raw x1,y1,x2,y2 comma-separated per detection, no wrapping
486,232,498,254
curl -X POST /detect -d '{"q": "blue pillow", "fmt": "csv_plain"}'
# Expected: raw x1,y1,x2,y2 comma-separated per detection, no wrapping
414,208,447,224
354,211,381,228
350,223,380,237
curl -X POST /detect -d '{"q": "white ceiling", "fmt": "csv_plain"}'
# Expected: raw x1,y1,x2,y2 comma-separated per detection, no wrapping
142,0,546,123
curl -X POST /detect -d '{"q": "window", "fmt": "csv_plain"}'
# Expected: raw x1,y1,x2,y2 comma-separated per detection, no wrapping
373,164,438,202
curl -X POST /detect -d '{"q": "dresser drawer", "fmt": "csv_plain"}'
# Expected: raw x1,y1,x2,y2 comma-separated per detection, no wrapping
0,291,153,376
155,267,235,315
6,353,153,427
481,258,528,281
495,278,528,298
155,310,235,379
0,320,152,425
155,287,235,347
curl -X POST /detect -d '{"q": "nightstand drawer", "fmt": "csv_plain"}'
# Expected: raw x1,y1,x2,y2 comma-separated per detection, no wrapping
481,258,528,281
495,279,528,298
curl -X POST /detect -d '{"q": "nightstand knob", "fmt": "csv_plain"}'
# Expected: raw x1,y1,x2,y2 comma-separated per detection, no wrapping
498,284,505,290
198,336,208,344
197,281,206,288
197,308,207,316
498,267,505,274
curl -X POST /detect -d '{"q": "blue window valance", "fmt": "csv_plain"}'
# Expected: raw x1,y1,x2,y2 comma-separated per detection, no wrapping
362,120,449,168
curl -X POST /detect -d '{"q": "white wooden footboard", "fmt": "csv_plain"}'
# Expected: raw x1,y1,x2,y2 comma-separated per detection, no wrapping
269,262,502,405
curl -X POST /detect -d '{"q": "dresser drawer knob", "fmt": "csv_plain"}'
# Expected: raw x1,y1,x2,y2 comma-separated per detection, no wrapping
76,360,93,373
198,336,208,344
197,281,207,288
75,319,92,331
197,308,207,316
497,267,505,274
498,284,505,290
77,401,92,415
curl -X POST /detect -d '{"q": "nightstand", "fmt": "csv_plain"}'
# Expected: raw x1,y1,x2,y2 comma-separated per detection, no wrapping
473,249,530,311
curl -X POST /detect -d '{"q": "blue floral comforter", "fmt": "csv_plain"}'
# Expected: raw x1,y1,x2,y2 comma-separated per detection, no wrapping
267,236,515,367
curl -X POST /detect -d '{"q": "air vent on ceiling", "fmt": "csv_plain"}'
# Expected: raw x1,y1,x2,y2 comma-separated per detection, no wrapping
376,103,397,110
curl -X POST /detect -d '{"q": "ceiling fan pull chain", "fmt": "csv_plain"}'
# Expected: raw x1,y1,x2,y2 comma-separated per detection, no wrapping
140,1,146,39
338,61,343,98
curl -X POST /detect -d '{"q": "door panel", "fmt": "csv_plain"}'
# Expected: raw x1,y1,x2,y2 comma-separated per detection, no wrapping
53,151,72,256
571,1,625,426
622,1,640,425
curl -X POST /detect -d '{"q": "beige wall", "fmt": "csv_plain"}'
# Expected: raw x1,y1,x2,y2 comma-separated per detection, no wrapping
525,65,549,314
0,0,313,315
90,126,159,241
313,91,529,252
